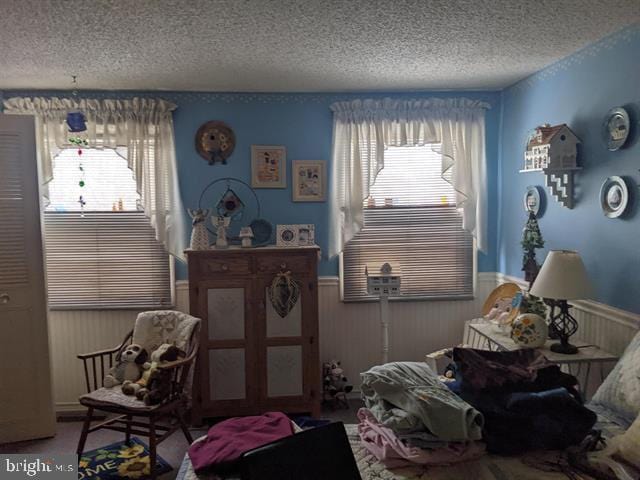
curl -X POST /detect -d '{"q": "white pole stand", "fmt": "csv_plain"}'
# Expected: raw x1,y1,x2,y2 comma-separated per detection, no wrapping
380,295,390,364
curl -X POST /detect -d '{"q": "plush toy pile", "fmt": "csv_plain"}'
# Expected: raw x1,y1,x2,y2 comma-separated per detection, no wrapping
103,342,185,406
322,359,353,409
122,343,185,405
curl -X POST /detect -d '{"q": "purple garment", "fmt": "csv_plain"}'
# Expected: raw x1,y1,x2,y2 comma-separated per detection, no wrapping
357,408,485,469
452,347,568,390
188,411,293,474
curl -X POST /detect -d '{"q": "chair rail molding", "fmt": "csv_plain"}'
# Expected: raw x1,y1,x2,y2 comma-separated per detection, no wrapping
51,273,637,412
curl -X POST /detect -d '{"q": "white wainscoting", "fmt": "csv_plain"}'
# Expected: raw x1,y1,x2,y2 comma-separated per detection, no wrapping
49,273,639,412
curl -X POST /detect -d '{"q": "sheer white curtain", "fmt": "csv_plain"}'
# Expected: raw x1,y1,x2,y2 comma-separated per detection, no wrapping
329,97,489,257
3,96,187,260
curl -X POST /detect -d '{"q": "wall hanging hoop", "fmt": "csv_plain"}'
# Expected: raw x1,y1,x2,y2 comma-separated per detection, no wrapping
196,177,272,245
195,121,236,165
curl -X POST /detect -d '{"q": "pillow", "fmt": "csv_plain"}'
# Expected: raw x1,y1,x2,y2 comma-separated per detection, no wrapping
592,329,640,423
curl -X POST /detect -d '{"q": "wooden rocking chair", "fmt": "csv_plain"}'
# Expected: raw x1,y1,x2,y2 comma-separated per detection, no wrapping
76,311,201,479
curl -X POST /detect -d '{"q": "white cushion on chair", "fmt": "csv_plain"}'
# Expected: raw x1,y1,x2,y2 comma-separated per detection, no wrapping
80,387,158,411
592,329,640,424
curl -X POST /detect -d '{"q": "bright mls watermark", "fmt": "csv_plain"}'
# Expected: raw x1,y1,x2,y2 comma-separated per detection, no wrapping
1,455,76,479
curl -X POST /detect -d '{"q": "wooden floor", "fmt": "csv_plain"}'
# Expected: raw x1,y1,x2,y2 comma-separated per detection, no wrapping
0,400,363,478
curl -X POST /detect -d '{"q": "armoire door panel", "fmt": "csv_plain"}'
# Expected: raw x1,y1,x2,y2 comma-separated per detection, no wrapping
266,345,303,397
209,348,246,401
207,287,245,340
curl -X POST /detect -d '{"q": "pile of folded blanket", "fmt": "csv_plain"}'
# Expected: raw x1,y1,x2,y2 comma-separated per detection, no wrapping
359,349,598,467
359,361,486,468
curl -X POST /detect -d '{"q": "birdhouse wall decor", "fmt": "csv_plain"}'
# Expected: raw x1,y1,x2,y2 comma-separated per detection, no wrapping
521,123,581,209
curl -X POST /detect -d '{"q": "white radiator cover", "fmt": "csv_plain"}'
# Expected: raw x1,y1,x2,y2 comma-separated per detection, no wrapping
49,273,640,412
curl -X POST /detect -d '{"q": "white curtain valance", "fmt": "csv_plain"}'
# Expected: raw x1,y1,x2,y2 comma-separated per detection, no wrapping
328,97,489,257
3,96,187,261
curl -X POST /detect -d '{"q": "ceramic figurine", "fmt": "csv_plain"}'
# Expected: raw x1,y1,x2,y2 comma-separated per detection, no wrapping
510,313,547,349
213,216,231,249
239,226,254,248
188,208,210,250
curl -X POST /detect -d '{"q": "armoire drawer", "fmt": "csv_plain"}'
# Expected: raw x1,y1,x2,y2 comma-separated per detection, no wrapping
256,255,309,274
202,257,252,276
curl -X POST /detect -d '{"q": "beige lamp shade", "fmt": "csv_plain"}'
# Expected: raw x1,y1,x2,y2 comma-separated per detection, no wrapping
530,250,594,300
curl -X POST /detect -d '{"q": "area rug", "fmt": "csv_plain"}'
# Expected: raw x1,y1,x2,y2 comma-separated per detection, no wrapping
78,437,172,479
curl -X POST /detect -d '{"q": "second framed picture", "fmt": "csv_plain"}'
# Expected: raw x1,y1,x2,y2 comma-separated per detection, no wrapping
292,160,326,202
251,145,286,188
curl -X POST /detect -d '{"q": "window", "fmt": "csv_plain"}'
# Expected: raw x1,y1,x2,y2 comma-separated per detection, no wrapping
43,148,172,309
341,145,473,301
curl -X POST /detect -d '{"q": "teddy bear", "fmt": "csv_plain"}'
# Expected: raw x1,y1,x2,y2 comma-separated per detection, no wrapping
103,344,148,388
122,343,185,405
322,360,353,409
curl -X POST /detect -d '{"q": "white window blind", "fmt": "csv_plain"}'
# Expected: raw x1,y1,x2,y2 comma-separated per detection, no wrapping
43,148,172,309
341,145,473,301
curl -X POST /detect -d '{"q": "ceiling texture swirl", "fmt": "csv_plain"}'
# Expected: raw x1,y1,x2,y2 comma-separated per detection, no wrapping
1,0,639,92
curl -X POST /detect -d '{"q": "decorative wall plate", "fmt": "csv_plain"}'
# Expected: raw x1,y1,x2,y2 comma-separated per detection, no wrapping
250,219,273,246
600,176,630,218
602,107,630,151
523,185,545,217
481,283,522,327
195,121,236,165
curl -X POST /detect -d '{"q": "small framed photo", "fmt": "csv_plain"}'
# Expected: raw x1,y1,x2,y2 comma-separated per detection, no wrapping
251,145,286,188
296,224,315,246
276,225,298,247
276,224,315,246
292,160,326,202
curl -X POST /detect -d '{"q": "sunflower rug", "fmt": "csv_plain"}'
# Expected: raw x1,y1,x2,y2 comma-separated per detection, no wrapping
78,437,172,479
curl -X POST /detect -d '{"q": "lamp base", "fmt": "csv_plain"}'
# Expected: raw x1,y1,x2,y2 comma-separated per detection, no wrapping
550,342,578,355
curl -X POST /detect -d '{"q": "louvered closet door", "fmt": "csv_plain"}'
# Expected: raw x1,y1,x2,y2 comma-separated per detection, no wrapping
0,115,55,443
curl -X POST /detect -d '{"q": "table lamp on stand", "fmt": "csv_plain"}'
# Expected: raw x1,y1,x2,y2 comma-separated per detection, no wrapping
530,250,594,354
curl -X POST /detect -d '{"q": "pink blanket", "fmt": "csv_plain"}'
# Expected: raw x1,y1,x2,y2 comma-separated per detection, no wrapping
357,408,485,469
188,411,293,473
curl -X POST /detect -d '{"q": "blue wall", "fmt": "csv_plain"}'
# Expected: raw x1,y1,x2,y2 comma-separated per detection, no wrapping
1,90,502,279
498,25,640,313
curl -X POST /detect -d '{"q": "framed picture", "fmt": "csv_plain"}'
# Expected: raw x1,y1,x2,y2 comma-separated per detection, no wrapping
251,145,286,188
276,225,298,247
296,224,315,246
276,224,315,246
292,160,326,202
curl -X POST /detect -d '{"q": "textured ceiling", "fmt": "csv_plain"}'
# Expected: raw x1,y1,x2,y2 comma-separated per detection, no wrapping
1,1,639,92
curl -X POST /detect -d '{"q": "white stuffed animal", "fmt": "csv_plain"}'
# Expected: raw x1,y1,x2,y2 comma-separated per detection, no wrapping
103,343,148,388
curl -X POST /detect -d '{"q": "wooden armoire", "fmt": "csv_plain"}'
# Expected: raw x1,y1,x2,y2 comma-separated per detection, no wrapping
186,246,320,423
